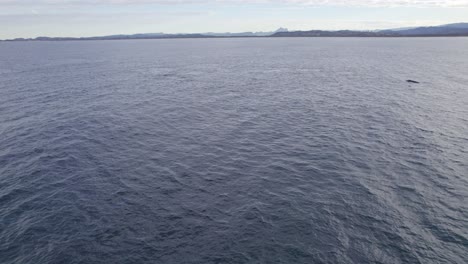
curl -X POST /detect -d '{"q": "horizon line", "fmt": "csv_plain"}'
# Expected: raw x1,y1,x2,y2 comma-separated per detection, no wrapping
2,22,467,41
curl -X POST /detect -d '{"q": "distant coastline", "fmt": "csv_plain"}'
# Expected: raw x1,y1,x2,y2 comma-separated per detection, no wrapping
3,23,468,41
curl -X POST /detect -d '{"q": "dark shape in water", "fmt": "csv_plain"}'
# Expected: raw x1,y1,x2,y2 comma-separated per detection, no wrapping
406,79,420,84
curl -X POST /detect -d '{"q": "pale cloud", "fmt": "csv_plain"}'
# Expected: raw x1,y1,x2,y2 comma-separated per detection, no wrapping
1,0,467,39
1,0,468,7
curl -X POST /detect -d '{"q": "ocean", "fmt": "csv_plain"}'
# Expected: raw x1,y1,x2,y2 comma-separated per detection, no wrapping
0,38,467,263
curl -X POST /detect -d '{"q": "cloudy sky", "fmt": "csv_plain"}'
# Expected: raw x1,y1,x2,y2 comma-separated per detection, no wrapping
1,0,468,39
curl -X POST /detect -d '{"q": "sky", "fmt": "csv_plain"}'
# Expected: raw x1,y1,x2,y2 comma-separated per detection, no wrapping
1,0,468,39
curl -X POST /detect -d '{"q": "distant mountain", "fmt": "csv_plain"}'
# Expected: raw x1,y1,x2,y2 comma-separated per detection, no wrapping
441,23,468,29
202,28,288,37
383,26,418,32
271,30,398,37
272,23,468,37
4,32,266,41
274,27,289,33
7,33,215,41
202,31,273,37
3,23,467,41
380,23,468,36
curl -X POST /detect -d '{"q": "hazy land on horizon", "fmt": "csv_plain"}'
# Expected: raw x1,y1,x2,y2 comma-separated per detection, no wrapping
3,22,468,41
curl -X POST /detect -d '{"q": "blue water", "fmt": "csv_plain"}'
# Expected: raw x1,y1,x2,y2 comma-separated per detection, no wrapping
0,38,467,263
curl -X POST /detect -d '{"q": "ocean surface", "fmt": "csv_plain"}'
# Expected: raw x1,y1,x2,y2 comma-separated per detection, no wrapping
0,38,467,263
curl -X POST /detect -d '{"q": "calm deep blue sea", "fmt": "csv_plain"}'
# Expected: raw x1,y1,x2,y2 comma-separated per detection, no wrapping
0,38,467,263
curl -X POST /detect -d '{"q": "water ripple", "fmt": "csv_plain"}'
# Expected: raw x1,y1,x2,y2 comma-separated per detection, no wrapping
0,38,467,263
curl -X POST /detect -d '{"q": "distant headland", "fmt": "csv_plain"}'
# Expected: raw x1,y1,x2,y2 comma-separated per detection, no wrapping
3,23,468,41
